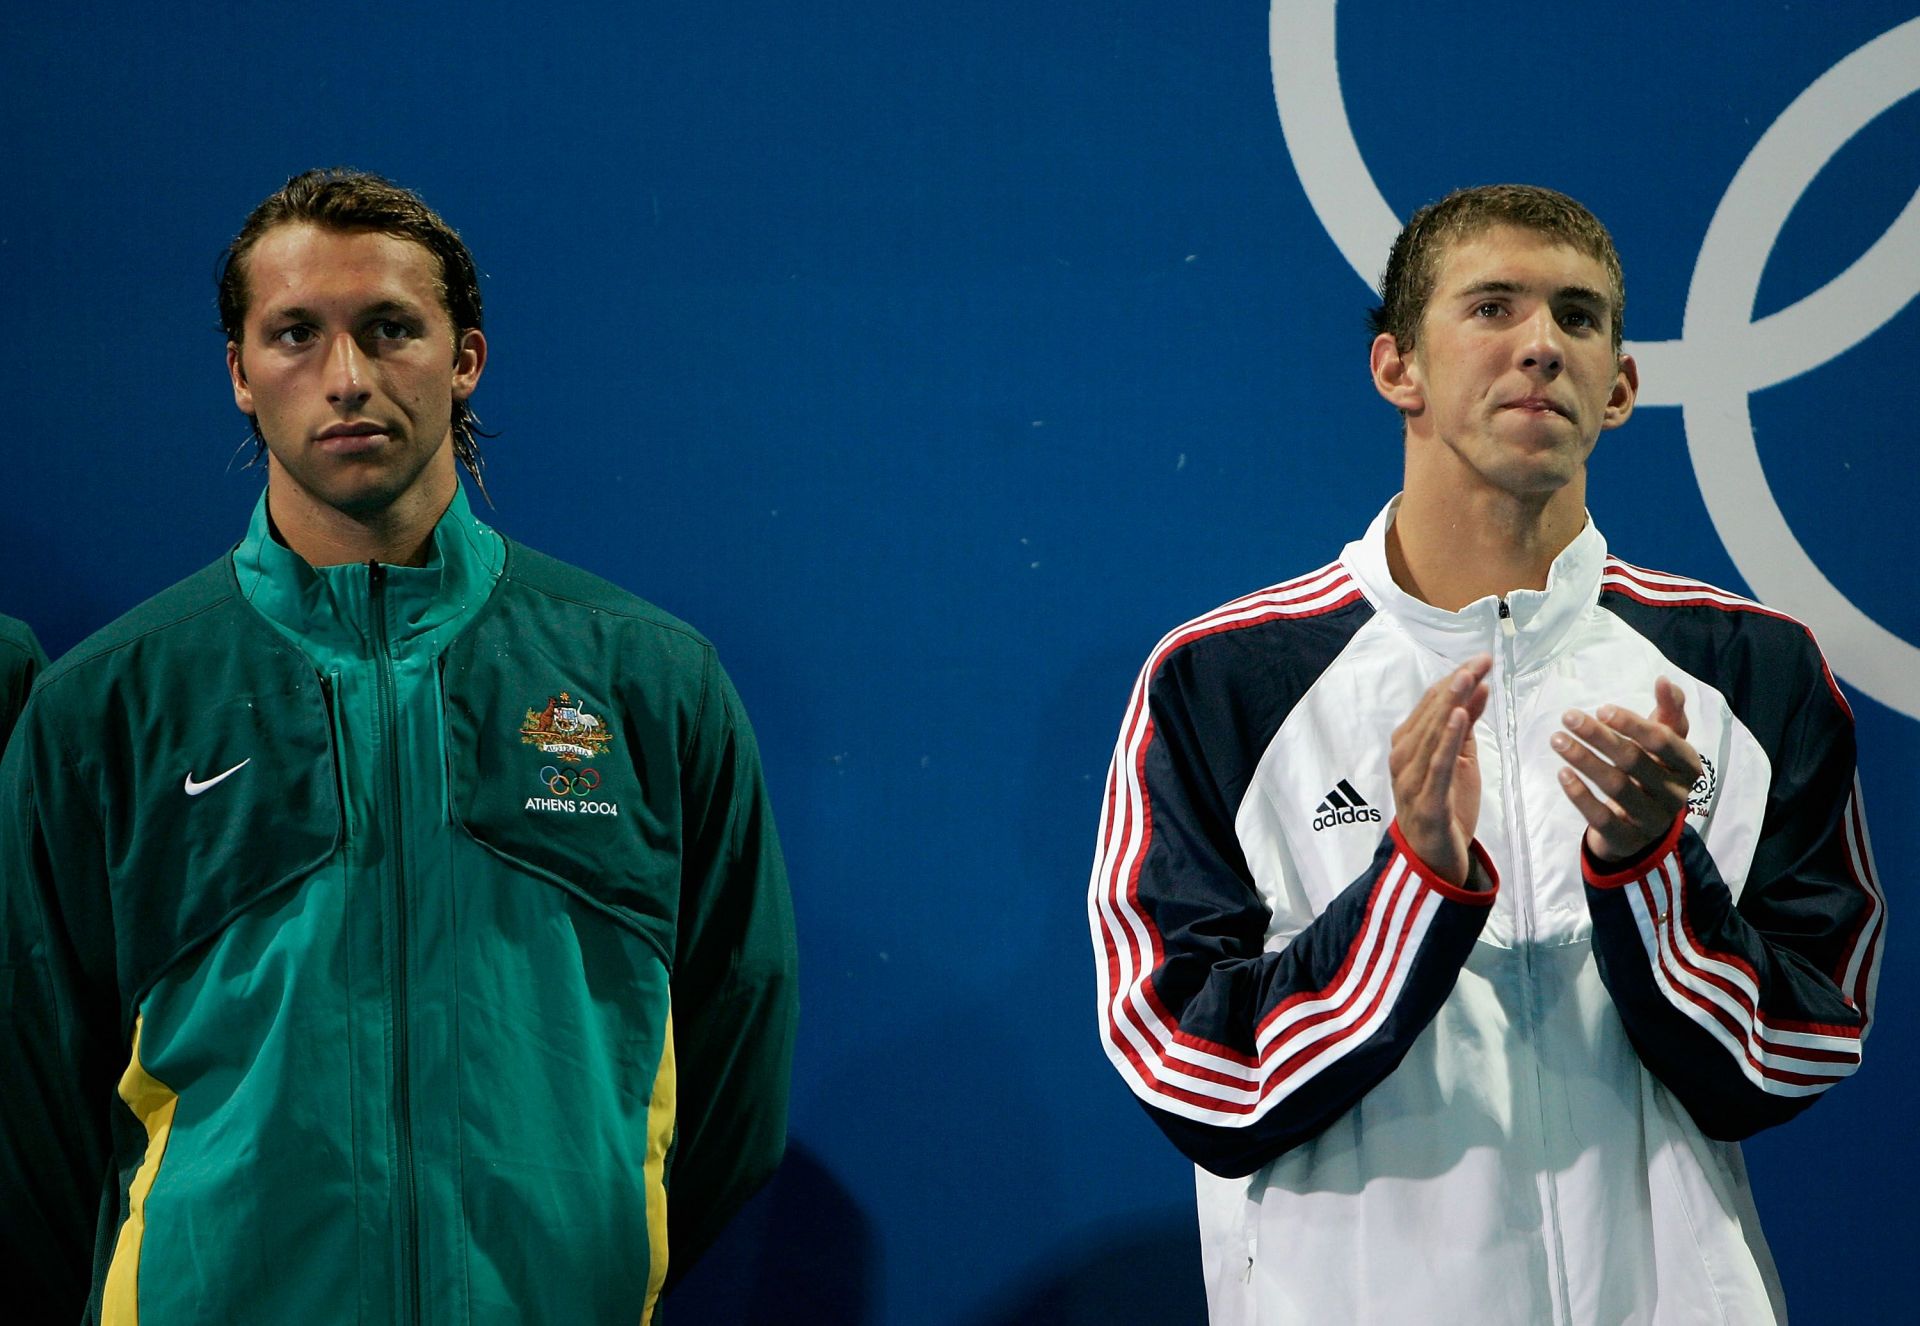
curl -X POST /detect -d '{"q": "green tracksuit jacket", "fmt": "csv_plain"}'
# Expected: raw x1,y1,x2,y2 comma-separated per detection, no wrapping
0,489,798,1324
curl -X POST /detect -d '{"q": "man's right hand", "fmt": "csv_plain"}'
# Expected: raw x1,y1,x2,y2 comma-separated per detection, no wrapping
1388,654,1493,887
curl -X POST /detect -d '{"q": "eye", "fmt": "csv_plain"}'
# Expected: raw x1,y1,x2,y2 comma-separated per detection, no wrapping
1473,301,1505,318
369,319,415,340
1561,308,1598,330
271,324,316,346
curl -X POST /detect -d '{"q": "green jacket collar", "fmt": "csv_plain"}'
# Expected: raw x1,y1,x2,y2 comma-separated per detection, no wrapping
232,484,506,667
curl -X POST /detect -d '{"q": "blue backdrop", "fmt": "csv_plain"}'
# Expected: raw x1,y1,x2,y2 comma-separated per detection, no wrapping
4,3,1914,1321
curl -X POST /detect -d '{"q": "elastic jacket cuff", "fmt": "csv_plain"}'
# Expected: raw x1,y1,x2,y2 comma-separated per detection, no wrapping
1387,820,1499,903
1582,812,1686,889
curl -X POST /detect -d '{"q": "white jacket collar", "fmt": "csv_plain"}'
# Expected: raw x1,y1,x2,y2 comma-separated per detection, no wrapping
1340,495,1607,671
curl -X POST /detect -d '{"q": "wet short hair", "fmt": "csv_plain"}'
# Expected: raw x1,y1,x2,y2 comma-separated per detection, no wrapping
217,168,491,485
1369,184,1625,356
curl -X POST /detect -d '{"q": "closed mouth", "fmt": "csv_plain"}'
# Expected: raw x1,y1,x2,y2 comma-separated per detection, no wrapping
1505,398,1569,419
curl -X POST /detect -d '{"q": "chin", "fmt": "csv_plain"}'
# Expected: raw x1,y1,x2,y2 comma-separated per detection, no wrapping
1481,458,1581,497
296,470,420,521
328,491,410,519
270,444,450,522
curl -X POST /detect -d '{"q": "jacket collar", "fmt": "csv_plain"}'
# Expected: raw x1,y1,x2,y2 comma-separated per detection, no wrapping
1341,495,1607,671
232,483,506,664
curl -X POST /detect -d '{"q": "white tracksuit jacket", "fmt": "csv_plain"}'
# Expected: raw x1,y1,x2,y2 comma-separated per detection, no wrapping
1089,500,1884,1325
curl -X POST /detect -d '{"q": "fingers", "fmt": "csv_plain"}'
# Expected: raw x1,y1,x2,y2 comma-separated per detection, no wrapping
1554,680,1701,861
1555,765,1634,861
1555,738,1654,861
1456,672,1492,728
1650,676,1689,741
1556,764,1614,830
1551,722,1670,822
1390,655,1491,787
1557,709,1697,790
1388,655,1490,884
1427,706,1469,792
1579,697,1702,784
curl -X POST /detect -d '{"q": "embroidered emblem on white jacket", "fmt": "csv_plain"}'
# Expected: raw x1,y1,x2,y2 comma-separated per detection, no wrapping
1688,754,1718,819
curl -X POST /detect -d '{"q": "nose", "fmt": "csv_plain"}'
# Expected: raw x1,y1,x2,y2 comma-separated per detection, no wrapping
1517,307,1564,375
324,332,371,408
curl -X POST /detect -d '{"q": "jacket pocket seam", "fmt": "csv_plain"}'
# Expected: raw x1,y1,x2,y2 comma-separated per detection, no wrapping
454,823,674,969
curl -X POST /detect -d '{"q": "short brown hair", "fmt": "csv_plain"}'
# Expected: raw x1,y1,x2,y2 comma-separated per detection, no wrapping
218,169,491,485
1369,184,1625,356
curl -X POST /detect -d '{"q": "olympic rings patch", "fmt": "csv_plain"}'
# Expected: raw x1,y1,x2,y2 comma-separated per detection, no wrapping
525,765,622,817
542,765,602,796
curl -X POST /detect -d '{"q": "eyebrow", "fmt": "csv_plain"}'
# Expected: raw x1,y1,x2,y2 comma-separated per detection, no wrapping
1458,279,1610,309
261,298,424,323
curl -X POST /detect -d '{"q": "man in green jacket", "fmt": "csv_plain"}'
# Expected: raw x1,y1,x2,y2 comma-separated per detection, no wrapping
0,170,798,1324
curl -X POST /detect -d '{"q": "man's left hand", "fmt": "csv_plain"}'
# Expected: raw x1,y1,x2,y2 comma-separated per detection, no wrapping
1551,677,1703,863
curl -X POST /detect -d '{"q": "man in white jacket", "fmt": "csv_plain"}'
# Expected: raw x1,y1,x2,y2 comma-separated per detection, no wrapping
1089,185,1883,1324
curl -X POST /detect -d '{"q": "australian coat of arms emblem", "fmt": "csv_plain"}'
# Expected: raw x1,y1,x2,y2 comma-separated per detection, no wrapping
520,692,615,763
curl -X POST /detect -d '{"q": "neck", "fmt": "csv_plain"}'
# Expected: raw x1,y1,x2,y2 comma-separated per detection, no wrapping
1387,460,1586,612
265,467,455,569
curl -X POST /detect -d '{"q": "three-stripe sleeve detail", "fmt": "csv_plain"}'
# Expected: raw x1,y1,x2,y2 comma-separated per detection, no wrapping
1599,558,1885,1047
1836,777,1887,1030
1601,560,1851,716
1089,565,1491,1129
1586,819,1865,1103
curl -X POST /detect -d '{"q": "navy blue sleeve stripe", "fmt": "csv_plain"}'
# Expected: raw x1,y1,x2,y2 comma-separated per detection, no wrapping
1130,836,1480,1113
1093,562,1364,1119
1588,819,1861,1097
1092,562,1489,1143
1599,559,1885,1029
1125,828,1496,1175
1839,779,1888,1027
1601,559,1852,716
1591,560,1882,1137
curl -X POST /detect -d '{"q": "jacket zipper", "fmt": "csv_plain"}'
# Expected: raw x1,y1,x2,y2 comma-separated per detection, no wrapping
1497,601,1531,937
1497,597,1571,1326
318,672,348,828
371,562,422,1326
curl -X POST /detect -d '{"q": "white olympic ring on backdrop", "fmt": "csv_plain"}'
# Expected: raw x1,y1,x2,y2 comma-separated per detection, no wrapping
1270,2,1920,718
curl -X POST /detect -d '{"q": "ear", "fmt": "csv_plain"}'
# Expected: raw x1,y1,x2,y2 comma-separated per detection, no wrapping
1370,332,1423,414
227,341,253,414
452,327,487,401
1601,352,1638,431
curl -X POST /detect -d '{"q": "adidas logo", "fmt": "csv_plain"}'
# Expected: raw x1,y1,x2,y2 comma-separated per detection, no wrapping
1312,779,1383,831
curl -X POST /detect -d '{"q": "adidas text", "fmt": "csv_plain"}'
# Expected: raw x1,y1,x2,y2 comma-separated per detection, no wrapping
1312,805,1382,831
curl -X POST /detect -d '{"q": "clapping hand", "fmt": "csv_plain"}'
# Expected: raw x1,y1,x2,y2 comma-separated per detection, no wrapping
1389,654,1493,887
1552,677,1703,862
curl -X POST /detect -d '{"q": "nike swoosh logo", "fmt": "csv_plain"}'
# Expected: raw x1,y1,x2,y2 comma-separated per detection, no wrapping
184,759,252,796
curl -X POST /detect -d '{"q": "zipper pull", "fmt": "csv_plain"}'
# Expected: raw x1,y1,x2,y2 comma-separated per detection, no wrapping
368,560,388,641
1499,598,1516,638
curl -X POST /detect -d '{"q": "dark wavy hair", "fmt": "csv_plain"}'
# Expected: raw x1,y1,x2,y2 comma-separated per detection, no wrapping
217,168,493,488
1369,184,1625,357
